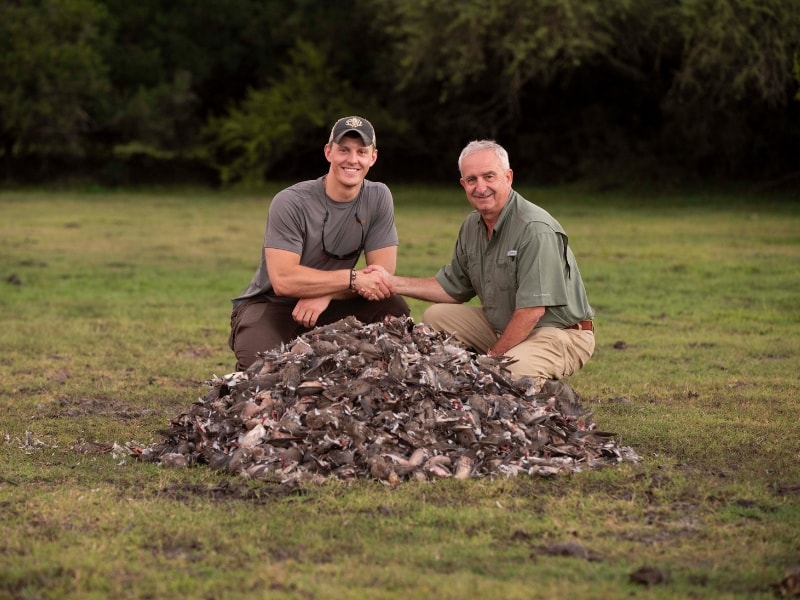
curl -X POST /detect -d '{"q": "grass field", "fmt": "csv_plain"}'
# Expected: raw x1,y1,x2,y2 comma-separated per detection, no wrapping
1,184,799,599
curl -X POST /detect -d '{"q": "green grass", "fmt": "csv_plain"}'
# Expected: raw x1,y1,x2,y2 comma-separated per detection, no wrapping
1,184,799,599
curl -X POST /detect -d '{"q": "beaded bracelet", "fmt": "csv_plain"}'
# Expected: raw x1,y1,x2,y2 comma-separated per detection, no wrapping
349,269,357,291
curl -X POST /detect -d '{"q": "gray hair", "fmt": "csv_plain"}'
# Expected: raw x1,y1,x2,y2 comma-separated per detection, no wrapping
458,140,510,175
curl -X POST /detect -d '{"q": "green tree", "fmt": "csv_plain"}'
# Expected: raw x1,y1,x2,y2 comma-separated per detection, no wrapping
3,0,797,184
202,39,394,185
662,0,800,173
0,0,110,161
795,54,800,100
368,0,800,180
94,0,279,164
369,1,633,135
96,0,381,178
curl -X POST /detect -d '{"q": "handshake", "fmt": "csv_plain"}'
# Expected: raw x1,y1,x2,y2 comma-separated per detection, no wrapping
352,265,396,301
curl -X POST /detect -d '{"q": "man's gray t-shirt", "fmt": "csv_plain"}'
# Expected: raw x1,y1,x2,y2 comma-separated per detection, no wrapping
233,177,398,306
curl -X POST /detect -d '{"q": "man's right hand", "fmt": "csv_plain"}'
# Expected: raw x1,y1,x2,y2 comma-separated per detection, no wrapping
357,265,394,300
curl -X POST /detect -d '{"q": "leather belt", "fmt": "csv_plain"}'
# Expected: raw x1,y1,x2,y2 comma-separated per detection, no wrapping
565,320,594,332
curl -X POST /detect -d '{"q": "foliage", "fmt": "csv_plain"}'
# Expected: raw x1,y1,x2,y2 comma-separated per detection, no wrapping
201,40,390,185
368,0,800,181
662,0,800,171
200,41,349,183
674,0,796,105
108,70,199,161
0,0,111,158
93,0,297,162
795,53,800,100
372,0,627,109
1,0,799,184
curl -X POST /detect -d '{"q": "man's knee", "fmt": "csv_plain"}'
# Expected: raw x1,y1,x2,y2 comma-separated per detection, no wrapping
422,303,449,327
234,348,255,373
229,301,289,370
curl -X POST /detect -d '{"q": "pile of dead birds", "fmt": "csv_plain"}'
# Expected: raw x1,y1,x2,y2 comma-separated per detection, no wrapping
131,316,640,484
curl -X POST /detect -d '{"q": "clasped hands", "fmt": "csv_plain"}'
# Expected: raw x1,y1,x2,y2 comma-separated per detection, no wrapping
352,265,394,301
292,265,395,328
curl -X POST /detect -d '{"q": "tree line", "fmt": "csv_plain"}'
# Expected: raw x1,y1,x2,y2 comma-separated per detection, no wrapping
2,0,799,187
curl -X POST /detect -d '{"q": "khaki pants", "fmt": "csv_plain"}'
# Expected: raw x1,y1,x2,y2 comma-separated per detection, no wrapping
423,304,595,386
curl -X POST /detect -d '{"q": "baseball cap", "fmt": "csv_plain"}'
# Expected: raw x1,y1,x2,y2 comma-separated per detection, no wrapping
329,116,376,147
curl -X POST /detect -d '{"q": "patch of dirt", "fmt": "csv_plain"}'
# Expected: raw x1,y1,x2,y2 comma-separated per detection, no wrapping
531,540,602,561
154,480,308,503
774,482,800,497
40,396,159,420
176,345,214,359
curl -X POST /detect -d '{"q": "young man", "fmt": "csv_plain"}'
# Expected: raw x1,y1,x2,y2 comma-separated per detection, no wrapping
229,116,410,371
363,140,595,389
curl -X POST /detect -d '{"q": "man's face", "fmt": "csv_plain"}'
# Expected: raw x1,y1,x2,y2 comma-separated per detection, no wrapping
459,149,513,219
324,134,377,189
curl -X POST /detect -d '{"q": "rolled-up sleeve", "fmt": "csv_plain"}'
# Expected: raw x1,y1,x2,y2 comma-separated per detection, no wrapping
515,231,569,309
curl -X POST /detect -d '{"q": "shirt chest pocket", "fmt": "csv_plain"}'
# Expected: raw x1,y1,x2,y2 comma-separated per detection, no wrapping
464,253,484,296
494,256,518,291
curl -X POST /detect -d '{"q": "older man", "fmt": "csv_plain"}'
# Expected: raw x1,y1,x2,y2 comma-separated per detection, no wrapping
364,140,594,389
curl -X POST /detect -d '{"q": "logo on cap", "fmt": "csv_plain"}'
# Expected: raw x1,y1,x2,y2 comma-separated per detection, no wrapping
345,117,364,128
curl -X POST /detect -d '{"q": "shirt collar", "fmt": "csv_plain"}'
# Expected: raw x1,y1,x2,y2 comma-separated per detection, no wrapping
486,190,517,234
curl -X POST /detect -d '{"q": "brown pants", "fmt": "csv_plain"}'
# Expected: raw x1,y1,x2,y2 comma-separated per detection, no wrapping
229,295,410,371
423,303,595,387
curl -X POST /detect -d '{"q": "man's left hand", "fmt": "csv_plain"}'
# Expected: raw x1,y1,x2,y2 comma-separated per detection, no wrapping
292,296,332,328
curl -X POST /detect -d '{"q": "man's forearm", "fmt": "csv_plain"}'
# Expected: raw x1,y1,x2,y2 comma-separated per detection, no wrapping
488,306,545,356
272,266,353,298
391,276,457,304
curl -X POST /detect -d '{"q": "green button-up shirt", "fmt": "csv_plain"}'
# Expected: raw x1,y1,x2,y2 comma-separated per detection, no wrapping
434,190,594,333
